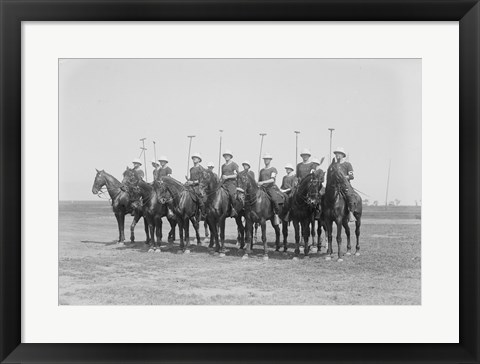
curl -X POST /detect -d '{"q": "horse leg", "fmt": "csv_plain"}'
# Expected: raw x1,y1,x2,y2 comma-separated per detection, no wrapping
317,220,323,251
167,217,176,242
336,219,343,262
178,220,185,251
114,212,122,243
219,217,227,256
204,220,209,238
156,216,163,244
119,212,126,243
130,212,140,243
184,218,191,253
191,216,201,246
293,220,300,257
343,219,351,255
143,217,150,244
355,217,361,255
325,220,333,260
261,222,268,260
272,221,280,252
302,220,311,256
236,216,245,249
254,223,259,245
282,221,288,252
310,218,316,250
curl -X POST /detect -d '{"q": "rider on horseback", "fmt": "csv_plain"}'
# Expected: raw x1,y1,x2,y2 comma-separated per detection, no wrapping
155,156,172,180
221,150,239,218
333,147,357,223
127,158,144,212
240,160,255,180
258,153,284,224
186,152,206,220
296,148,314,182
280,163,297,222
207,161,219,182
310,157,325,219
151,160,160,180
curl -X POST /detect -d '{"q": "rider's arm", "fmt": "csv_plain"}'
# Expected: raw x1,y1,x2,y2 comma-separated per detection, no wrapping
346,163,354,181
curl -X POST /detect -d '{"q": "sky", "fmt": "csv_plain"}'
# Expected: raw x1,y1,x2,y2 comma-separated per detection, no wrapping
59,58,421,205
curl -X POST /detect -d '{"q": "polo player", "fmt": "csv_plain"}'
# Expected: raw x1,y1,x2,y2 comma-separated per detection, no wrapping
207,161,219,182
333,147,356,222
280,163,297,194
258,153,284,224
280,163,297,222
186,152,206,219
240,160,255,180
296,148,313,182
310,157,325,219
221,149,239,218
132,158,145,180
151,160,160,180
155,155,172,180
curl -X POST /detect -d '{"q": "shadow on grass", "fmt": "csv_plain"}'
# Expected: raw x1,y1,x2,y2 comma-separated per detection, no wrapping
110,238,329,260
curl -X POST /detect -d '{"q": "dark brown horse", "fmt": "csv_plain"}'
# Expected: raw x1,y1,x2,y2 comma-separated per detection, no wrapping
122,168,177,252
202,169,245,256
288,173,322,258
91,169,148,244
237,172,285,260
156,176,205,253
322,159,362,261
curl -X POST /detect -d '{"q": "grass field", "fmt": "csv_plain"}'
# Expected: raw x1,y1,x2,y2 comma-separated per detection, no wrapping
59,201,421,305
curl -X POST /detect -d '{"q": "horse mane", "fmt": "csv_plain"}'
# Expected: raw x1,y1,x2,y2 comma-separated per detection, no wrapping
297,173,314,194
158,176,185,193
99,170,122,187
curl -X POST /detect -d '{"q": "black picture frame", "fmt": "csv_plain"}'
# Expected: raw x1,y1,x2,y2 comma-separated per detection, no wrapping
1,0,479,363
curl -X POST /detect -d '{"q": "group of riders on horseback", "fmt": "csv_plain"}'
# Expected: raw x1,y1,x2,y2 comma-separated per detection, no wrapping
92,145,362,261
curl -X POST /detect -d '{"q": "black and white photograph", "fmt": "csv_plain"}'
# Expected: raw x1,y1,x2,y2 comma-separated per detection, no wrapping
59,58,421,305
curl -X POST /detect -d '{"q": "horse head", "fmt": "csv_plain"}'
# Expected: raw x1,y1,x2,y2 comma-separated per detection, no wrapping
154,178,173,204
237,172,255,195
306,174,322,207
327,159,345,187
92,169,106,194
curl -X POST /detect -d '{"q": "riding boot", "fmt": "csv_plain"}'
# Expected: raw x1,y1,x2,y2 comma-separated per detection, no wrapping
230,205,238,218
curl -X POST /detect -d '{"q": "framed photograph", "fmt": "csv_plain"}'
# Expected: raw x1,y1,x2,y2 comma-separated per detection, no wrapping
1,0,479,363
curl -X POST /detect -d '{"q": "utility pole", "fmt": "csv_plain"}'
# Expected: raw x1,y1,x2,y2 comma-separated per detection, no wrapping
258,133,267,176
186,135,196,178
153,140,157,162
139,138,147,182
385,159,391,209
294,131,300,166
328,128,335,164
218,129,223,176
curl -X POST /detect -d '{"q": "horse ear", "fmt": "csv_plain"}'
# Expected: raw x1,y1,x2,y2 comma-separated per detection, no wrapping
332,158,336,164
319,157,325,165
95,168,99,173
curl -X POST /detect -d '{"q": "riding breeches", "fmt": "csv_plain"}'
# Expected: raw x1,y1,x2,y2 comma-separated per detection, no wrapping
265,185,284,214
223,180,237,206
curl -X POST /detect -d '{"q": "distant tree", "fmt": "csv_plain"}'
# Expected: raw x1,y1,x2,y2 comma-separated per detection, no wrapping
373,200,378,206
363,199,369,206
388,201,395,206
394,199,400,206
415,200,418,206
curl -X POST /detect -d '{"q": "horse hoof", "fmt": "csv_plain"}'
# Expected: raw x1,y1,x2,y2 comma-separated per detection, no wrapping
184,249,191,254
292,256,298,261
337,258,343,262
304,255,310,259
219,253,226,258
176,250,183,254
325,256,332,261
355,252,360,256
263,255,269,261
154,249,161,253
310,247,318,254
242,255,249,260
345,252,351,256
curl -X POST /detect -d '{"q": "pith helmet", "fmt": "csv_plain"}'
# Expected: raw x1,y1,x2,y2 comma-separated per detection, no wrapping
222,149,233,158
207,161,215,167
151,159,159,165
158,155,168,162
311,157,321,165
284,163,294,170
300,148,311,156
242,160,251,168
132,158,142,165
333,147,346,158
262,153,273,160
191,152,202,162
